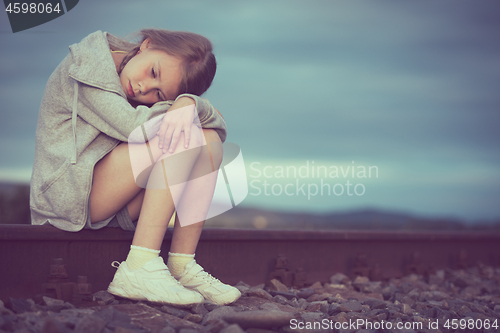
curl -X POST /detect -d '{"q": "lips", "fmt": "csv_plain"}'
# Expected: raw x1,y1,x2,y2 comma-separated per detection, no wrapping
128,81,135,98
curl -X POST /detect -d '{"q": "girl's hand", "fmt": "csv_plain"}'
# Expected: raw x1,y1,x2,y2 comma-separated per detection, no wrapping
157,97,196,154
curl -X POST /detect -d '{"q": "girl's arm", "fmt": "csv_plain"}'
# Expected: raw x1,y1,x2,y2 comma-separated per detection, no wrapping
74,81,226,144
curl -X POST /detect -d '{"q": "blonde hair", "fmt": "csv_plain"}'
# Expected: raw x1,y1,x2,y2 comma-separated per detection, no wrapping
117,28,216,97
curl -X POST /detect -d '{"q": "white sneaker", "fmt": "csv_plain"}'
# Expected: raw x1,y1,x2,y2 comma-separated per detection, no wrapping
107,257,204,306
176,259,241,305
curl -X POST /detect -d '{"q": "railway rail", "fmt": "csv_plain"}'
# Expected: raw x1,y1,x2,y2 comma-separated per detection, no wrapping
0,225,499,302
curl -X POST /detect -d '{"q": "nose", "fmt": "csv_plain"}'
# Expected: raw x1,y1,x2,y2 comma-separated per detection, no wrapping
138,80,157,95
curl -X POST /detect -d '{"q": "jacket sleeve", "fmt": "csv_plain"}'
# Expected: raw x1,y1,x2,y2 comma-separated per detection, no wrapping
74,83,227,143
75,81,172,142
177,93,227,142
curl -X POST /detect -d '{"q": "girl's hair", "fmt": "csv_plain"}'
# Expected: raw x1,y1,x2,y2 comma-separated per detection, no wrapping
118,29,216,97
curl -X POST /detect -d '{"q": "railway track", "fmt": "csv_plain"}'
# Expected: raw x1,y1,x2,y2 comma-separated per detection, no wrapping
0,225,499,301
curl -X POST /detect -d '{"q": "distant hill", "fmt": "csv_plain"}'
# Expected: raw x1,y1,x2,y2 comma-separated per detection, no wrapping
205,206,500,231
1,181,499,231
0,181,31,224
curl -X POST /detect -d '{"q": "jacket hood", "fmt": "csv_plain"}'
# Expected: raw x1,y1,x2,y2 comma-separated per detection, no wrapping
68,31,126,98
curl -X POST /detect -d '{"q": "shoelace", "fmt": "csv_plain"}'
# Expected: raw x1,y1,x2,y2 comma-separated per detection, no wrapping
195,270,222,285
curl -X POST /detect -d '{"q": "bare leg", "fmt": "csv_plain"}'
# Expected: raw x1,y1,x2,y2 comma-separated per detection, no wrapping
169,129,223,254
90,127,222,252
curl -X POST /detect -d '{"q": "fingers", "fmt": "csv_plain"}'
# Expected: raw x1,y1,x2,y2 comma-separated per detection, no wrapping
168,126,183,153
158,124,189,154
184,124,191,149
156,103,196,154
157,123,169,150
163,126,175,153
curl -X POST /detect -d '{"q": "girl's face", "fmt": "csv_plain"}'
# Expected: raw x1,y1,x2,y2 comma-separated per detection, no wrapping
119,39,183,104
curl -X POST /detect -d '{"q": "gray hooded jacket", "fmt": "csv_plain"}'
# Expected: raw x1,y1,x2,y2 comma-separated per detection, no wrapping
30,31,227,232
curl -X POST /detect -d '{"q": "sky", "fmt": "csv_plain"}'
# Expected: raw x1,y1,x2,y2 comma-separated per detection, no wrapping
0,0,499,222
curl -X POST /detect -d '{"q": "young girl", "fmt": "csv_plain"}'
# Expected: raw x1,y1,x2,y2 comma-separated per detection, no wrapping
30,29,241,306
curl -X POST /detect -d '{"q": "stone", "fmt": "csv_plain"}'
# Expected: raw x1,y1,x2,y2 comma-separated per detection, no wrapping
160,305,190,318
107,320,144,333
183,313,202,323
287,298,299,308
362,282,383,294
179,329,200,333
330,272,349,285
20,312,46,332
297,298,309,310
388,310,404,320
433,307,451,320
272,295,289,305
41,316,68,333
235,281,251,288
462,286,482,298
220,323,246,333
309,281,323,290
7,297,32,314
268,279,289,293
93,290,115,305
94,306,131,324
328,303,341,315
204,302,221,312
401,303,413,315
428,271,445,285
296,288,315,299
301,311,324,322
326,283,347,289
352,275,370,290
202,306,236,325
191,303,209,316
398,281,416,294
268,290,297,300
401,295,415,307
235,281,250,294
421,291,449,302
367,309,387,322
113,303,204,332
414,302,428,313
306,301,328,312
223,310,295,329
204,318,229,333
60,308,95,317
382,284,397,300
328,312,348,323
306,293,331,302
363,298,386,309
247,287,273,300
246,329,277,333
344,311,365,321
159,327,176,333
342,300,363,312
74,314,107,333
326,296,343,304
259,303,281,311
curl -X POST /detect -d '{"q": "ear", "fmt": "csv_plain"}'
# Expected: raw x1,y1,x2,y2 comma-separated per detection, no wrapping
139,38,151,51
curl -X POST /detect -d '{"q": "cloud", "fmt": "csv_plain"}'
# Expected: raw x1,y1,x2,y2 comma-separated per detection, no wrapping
1,0,499,220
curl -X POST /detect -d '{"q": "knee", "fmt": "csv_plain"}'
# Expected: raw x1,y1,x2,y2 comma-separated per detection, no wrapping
189,124,205,148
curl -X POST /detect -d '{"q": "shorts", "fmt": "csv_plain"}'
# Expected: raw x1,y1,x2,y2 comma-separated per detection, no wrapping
84,205,137,231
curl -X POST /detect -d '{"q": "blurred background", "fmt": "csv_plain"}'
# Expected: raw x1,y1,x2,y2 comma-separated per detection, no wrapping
0,0,499,230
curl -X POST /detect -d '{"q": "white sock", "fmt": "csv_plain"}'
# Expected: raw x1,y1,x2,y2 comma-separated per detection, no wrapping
167,252,195,277
126,245,160,270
